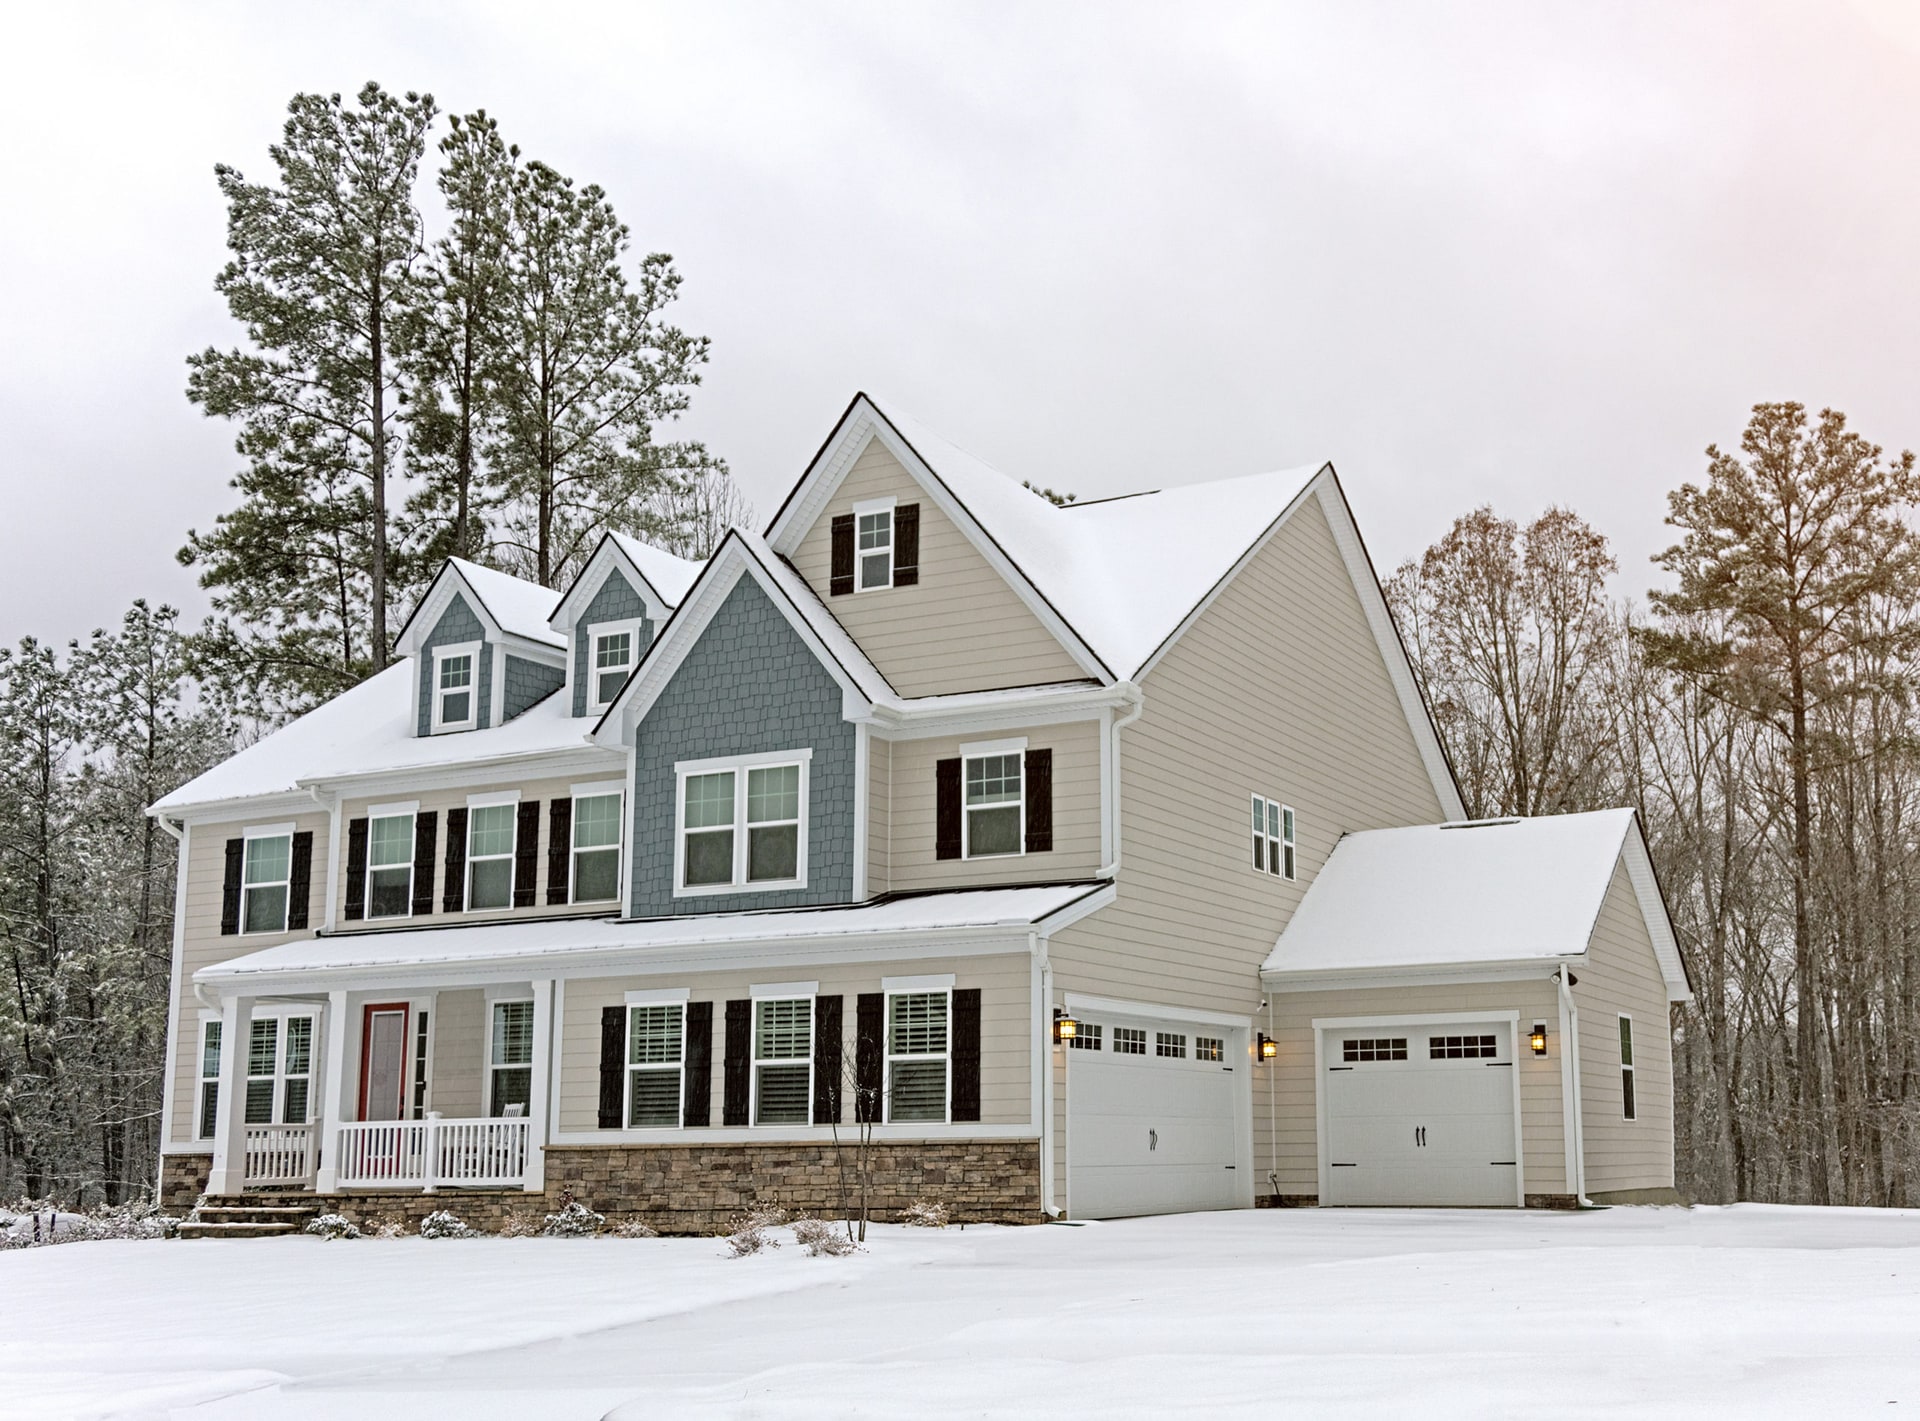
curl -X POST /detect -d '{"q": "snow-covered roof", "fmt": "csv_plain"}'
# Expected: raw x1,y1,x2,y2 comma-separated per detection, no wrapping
445,559,565,647
606,532,704,607
876,405,1325,680
1262,809,1690,999
195,882,1113,986
151,661,599,814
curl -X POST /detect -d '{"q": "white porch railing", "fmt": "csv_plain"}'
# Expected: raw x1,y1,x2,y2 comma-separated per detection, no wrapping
334,1115,531,1191
243,1124,316,1185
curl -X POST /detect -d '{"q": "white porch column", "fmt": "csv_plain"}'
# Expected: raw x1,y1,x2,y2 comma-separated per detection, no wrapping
524,978,555,1192
314,989,351,1193
205,994,256,1195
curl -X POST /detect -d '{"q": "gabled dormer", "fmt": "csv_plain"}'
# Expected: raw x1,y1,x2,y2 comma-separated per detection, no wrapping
393,560,567,736
549,532,704,718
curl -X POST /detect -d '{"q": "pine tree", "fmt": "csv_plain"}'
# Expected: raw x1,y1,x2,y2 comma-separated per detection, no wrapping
184,82,437,708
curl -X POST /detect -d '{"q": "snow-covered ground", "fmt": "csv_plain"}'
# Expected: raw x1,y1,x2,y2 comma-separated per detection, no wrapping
3,1204,1917,1419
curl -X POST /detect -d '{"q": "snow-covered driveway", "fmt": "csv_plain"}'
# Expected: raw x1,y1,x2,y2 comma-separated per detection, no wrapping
3,1204,1916,1419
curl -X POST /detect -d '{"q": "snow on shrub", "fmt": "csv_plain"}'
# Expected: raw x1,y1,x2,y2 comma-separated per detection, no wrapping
305,1213,361,1240
541,1197,606,1238
419,1210,478,1240
1,1202,179,1248
792,1216,859,1256
609,1219,659,1239
370,1220,407,1239
498,1211,542,1238
901,1200,949,1229
725,1206,789,1257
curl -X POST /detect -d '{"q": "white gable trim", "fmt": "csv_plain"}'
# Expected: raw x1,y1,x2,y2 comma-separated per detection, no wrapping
1618,818,1693,1003
395,566,501,658
765,397,1113,684
550,533,680,631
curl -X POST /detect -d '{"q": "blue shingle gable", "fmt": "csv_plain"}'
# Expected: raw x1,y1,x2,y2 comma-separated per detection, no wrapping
416,593,491,736
572,568,652,717
629,573,855,915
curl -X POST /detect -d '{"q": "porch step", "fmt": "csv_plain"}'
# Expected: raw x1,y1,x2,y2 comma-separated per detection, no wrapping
178,1220,305,1240
180,1200,319,1239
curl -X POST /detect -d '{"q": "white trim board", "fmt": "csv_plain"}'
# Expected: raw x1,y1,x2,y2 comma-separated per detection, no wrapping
1062,992,1254,1031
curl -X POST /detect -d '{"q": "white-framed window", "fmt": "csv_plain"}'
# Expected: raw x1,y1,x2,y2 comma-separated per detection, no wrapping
365,805,416,919
571,786,624,904
410,1009,432,1119
432,642,481,732
466,795,518,911
1252,794,1295,879
1430,1034,1498,1060
674,750,810,895
752,997,812,1125
587,620,645,709
489,999,533,1117
1343,1037,1407,1063
1155,1032,1187,1059
854,497,895,591
241,825,294,935
1068,1022,1103,1051
1196,1035,1224,1062
197,1018,223,1139
886,990,950,1123
1113,1026,1146,1055
244,1012,315,1125
627,1003,685,1128
963,739,1025,859
1619,1015,1636,1121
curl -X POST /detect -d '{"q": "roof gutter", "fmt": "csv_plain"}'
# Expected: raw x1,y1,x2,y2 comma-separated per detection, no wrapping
1097,681,1146,879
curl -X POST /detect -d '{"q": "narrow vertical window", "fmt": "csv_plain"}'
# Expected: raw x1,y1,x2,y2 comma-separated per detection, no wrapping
434,648,477,731
1251,795,1296,880
1619,1015,1636,1121
681,771,736,887
887,991,949,1122
365,812,415,919
244,1018,278,1124
857,507,893,590
198,1020,222,1139
627,1004,686,1128
964,753,1024,857
411,1010,432,1119
571,793,623,902
490,1000,534,1117
281,1016,313,1124
242,833,292,934
753,998,812,1125
466,803,516,909
746,765,801,882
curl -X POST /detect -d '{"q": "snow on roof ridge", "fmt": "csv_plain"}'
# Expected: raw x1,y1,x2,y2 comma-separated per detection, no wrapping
446,558,565,646
605,531,706,607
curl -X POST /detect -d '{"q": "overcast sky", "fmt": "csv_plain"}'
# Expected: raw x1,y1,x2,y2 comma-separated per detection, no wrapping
4,0,1918,648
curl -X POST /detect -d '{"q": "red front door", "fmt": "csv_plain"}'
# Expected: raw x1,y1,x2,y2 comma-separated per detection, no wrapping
359,1004,409,1121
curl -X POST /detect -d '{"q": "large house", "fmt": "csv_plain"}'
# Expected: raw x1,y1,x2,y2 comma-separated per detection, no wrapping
152,394,1690,1229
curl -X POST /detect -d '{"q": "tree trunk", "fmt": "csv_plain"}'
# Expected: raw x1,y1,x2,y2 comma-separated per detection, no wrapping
369,264,390,671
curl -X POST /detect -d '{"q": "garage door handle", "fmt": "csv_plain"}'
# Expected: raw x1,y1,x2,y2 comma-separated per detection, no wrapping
1148,1128,1158,1151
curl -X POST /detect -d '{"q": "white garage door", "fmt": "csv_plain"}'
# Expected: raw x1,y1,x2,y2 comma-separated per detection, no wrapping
1322,1020,1520,1207
1068,1015,1242,1219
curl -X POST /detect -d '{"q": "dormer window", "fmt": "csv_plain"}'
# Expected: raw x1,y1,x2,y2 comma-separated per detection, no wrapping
858,508,893,590
587,620,645,710
829,499,917,596
432,644,480,733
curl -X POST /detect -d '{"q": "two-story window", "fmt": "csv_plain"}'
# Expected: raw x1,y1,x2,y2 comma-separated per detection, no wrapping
1252,794,1295,879
753,996,812,1125
587,621,646,710
627,1001,685,1128
365,805,415,919
241,826,294,934
432,643,481,732
675,751,810,894
571,788,624,903
467,796,518,910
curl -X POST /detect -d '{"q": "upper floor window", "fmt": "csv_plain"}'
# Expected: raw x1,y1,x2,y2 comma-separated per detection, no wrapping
467,801,517,910
830,499,918,596
589,622,644,709
675,751,810,895
572,791,623,903
242,829,292,934
365,809,415,919
857,504,894,591
433,643,480,732
1252,794,1295,879
965,751,1023,858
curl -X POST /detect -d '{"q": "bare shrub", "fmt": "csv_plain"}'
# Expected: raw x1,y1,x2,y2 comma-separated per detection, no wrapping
725,1206,788,1257
609,1219,659,1239
901,1200,949,1229
792,1216,859,1256
498,1211,542,1238
370,1219,407,1239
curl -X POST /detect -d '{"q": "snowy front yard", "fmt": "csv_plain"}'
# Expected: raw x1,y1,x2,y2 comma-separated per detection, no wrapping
3,1205,1917,1419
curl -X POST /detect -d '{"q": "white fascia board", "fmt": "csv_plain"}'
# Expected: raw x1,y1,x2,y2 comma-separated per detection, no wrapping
1310,1008,1520,1030
863,682,1135,741
158,792,321,829
496,633,568,666
294,747,616,802
1619,820,1694,1003
551,535,677,633
765,398,1113,684
1261,957,1580,994
1034,881,1116,936
1062,991,1253,1030
395,566,503,657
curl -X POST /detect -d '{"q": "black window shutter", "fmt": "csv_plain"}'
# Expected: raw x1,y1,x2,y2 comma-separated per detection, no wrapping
951,988,982,1122
343,818,369,922
855,992,884,1123
598,1005,626,1129
723,999,752,1126
442,807,468,913
547,798,572,905
1024,748,1053,853
513,801,540,908
219,838,243,935
893,503,920,586
813,995,843,1125
411,811,438,917
683,1000,713,1127
829,513,856,596
935,757,962,860
287,831,313,930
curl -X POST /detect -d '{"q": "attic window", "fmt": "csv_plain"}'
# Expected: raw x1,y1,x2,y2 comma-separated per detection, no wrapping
857,506,893,591
432,644,480,732
589,621,644,709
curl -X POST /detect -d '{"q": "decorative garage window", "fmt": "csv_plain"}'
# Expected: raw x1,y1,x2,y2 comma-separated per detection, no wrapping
1196,1036,1224,1062
1069,1023,1103,1051
1619,1015,1636,1120
1156,1032,1187,1059
1251,795,1296,879
197,1019,222,1138
1113,1026,1147,1055
754,997,812,1125
1342,1037,1407,1062
887,991,949,1122
627,1003,685,1128
490,1000,533,1117
242,828,293,934
1429,1034,1499,1060
676,752,810,894
365,809,415,919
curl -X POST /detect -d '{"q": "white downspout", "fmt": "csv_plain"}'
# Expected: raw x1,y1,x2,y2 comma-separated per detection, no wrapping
1557,966,1592,1206
1097,682,1145,879
1038,937,1060,1217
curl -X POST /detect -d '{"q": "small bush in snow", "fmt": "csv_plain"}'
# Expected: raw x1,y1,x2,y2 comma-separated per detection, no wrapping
370,1220,407,1239
305,1213,361,1240
901,1200,949,1229
419,1210,478,1240
542,1198,606,1238
609,1219,659,1239
725,1206,788,1257
498,1211,542,1238
792,1216,859,1256
2,1202,179,1248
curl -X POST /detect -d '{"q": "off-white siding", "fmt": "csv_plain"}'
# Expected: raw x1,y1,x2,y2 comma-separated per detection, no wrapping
790,438,1089,696
428,989,486,1119
878,719,1102,893
1574,862,1676,1194
1258,979,1568,1199
1050,491,1448,1013
167,812,330,1146
557,954,1032,1134
867,735,892,896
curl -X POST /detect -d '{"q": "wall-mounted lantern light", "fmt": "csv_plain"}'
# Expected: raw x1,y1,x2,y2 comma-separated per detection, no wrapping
1257,1032,1278,1061
1053,1008,1078,1044
1530,1022,1548,1056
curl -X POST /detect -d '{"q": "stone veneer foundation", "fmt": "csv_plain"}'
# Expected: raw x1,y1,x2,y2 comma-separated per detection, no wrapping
166,1140,1044,1234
